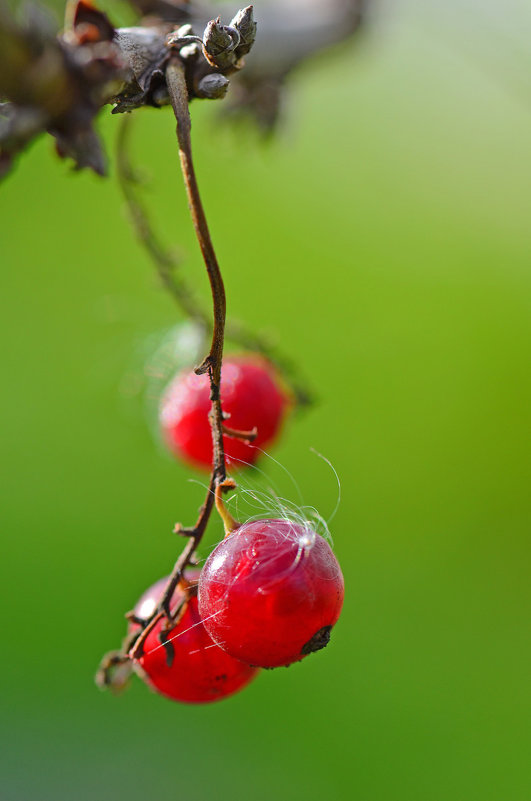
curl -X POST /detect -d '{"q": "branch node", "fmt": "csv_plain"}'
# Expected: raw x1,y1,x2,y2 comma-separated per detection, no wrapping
194,356,212,375
173,522,195,536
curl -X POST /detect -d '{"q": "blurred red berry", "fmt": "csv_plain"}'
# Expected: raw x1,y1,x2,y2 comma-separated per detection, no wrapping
198,519,344,668
159,354,290,470
131,575,174,627
131,574,259,703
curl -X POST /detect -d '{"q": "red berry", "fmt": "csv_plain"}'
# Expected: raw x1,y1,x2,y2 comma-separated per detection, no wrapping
131,575,172,625
159,354,290,470
198,519,344,668
131,575,259,703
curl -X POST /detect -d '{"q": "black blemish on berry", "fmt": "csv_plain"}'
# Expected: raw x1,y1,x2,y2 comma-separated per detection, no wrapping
157,631,175,668
301,625,332,656
215,674,228,682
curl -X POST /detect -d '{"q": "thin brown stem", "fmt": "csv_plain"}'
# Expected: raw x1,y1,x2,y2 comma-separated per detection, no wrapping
128,472,217,659
128,57,230,661
166,56,227,488
99,51,311,678
166,59,225,381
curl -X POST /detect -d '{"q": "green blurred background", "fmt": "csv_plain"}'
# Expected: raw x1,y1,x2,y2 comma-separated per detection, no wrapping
1,1,530,799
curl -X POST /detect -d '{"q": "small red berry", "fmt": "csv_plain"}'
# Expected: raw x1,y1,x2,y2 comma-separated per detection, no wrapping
159,354,290,470
198,519,344,668
131,575,259,703
131,575,171,625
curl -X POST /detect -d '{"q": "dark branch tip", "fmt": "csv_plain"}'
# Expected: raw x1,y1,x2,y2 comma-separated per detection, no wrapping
194,356,212,375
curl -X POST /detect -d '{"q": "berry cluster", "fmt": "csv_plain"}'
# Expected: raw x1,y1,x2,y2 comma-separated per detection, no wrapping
111,355,344,704
98,351,345,704
131,514,344,702
96,12,345,704
98,279,346,698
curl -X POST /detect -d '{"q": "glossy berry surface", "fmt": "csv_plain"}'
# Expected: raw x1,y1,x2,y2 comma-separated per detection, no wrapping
159,355,290,470
132,575,258,704
198,519,344,668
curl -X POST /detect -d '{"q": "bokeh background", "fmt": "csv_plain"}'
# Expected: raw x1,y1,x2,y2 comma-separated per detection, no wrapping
1,1,530,799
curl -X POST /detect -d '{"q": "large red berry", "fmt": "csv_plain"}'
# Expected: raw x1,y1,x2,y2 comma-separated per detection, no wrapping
198,519,344,668
131,575,259,703
159,354,290,470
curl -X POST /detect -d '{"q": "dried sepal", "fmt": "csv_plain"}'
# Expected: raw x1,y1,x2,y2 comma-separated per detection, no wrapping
65,0,115,44
111,26,169,112
95,650,134,694
0,0,128,176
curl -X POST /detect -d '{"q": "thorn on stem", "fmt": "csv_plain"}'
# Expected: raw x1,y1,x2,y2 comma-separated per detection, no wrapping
222,423,258,443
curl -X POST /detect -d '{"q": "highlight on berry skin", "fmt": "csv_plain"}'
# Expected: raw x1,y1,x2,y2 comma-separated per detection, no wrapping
159,353,292,470
198,517,345,669
130,574,259,704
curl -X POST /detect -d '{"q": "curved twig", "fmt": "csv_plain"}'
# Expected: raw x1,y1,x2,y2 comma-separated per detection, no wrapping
128,57,228,660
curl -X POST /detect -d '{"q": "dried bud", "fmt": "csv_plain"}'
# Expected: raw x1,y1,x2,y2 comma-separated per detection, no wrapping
152,85,170,106
203,17,238,70
196,74,230,100
230,6,257,58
